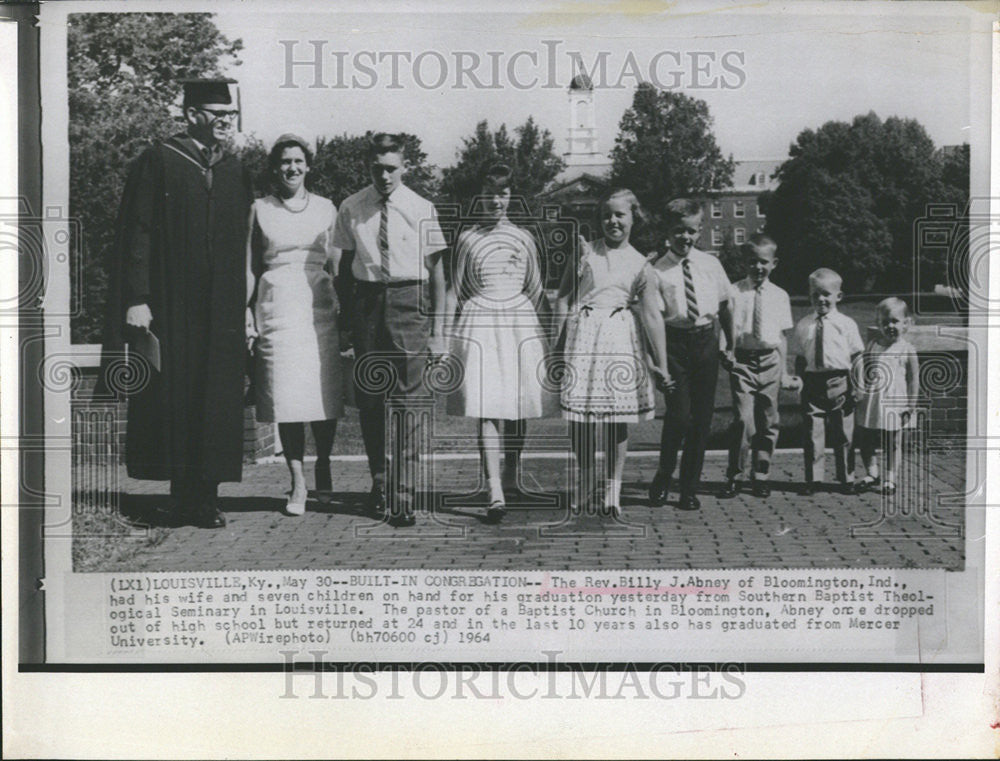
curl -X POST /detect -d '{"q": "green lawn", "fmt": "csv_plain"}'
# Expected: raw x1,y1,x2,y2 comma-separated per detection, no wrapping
296,295,968,458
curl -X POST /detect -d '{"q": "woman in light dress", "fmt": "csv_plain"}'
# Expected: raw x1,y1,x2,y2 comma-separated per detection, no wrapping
447,163,555,522
246,134,343,516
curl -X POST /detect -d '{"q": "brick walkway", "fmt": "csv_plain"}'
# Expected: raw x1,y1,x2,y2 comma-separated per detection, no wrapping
92,447,966,573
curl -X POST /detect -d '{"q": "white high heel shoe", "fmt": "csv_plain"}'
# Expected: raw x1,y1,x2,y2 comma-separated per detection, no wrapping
284,490,306,516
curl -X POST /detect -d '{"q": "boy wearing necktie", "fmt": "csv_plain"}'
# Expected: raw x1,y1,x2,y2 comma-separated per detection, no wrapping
648,199,736,511
792,268,864,495
334,133,448,526
720,235,799,499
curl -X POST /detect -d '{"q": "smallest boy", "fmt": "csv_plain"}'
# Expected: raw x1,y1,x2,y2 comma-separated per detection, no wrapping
720,234,798,499
793,268,864,495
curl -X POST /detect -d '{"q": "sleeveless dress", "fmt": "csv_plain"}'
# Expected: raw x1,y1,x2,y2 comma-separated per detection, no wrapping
252,194,344,423
855,338,917,431
447,221,554,420
560,240,654,423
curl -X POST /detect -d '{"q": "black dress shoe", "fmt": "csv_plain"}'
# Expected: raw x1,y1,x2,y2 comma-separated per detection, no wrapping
719,479,741,498
485,501,507,524
389,510,416,528
752,480,771,498
368,481,386,515
192,507,227,529
148,504,188,528
315,457,332,493
648,470,670,506
677,494,701,511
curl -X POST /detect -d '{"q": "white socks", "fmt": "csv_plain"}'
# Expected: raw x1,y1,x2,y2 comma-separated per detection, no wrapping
605,479,621,507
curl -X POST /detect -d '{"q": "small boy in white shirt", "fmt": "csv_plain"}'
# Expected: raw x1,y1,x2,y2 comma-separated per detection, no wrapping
792,268,864,495
720,235,799,499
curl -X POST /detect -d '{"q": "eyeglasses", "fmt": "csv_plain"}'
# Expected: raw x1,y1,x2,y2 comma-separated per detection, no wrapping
196,108,239,122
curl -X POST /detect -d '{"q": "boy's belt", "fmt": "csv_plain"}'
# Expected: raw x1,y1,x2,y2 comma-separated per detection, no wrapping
735,347,778,358
356,278,424,290
666,321,716,334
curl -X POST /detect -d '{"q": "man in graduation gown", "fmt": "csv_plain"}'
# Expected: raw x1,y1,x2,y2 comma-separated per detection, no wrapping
100,78,254,528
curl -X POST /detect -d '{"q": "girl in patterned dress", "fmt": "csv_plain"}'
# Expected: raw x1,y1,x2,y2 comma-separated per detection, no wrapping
447,164,555,521
852,297,920,495
555,189,670,517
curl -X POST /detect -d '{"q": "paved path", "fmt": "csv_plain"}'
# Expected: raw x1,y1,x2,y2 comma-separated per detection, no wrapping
90,447,967,573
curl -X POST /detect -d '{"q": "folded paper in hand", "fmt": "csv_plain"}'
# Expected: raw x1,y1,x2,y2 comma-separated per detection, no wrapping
128,329,161,372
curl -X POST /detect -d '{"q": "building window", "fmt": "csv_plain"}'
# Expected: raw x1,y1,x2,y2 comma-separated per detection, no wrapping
711,229,723,247
757,172,766,185
710,200,722,218
734,200,745,218
734,227,746,245
755,201,765,218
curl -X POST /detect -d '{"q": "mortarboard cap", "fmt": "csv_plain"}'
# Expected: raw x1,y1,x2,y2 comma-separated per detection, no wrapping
180,77,237,107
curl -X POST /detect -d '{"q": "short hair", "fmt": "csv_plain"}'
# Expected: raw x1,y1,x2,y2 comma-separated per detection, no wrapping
599,187,648,227
267,135,313,172
808,267,843,291
481,162,513,191
368,132,405,159
743,232,777,258
664,198,703,226
877,296,910,319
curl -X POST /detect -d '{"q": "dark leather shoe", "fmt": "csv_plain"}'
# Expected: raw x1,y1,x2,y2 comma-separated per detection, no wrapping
648,471,670,506
150,504,188,528
485,501,507,524
368,481,386,515
719,479,741,498
389,510,416,527
752,480,771,498
192,507,227,529
677,494,701,511
315,458,332,493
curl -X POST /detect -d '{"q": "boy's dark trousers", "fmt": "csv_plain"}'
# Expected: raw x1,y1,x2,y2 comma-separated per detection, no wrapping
353,280,433,515
659,322,720,498
801,369,855,484
727,348,782,481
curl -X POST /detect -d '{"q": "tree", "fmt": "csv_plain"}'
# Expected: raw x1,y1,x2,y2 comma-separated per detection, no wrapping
68,12,243,343
440,117,565,213
609,82,734,250
765,112,966,293
310,132,439,205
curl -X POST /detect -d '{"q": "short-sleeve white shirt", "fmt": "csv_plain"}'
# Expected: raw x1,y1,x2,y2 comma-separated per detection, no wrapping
793,309,865,371
332,183,446,283
731,277,794,350
650,247,735,328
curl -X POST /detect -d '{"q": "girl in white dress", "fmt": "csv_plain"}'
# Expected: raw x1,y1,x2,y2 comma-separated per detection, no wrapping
447,163,554,521
852,297,919,495
555,188,670,517
246,134,343,516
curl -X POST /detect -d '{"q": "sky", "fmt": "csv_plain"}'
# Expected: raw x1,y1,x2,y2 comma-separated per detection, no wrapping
213,4,975,169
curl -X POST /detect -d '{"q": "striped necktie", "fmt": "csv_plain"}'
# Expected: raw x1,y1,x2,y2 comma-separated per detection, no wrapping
752,284,764,340
682,257,699,322
378,196,390,282
814,315,825,369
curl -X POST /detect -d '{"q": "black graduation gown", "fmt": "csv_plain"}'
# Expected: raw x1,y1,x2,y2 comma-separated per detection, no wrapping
100,134,253,482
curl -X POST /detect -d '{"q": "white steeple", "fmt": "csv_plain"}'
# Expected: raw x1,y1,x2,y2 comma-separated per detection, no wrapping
565,73,599,165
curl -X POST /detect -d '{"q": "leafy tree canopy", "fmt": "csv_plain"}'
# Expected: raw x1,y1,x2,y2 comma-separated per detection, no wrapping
609,82,734,249
765,112,968,293
440,117,565,212
68,12,243,343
